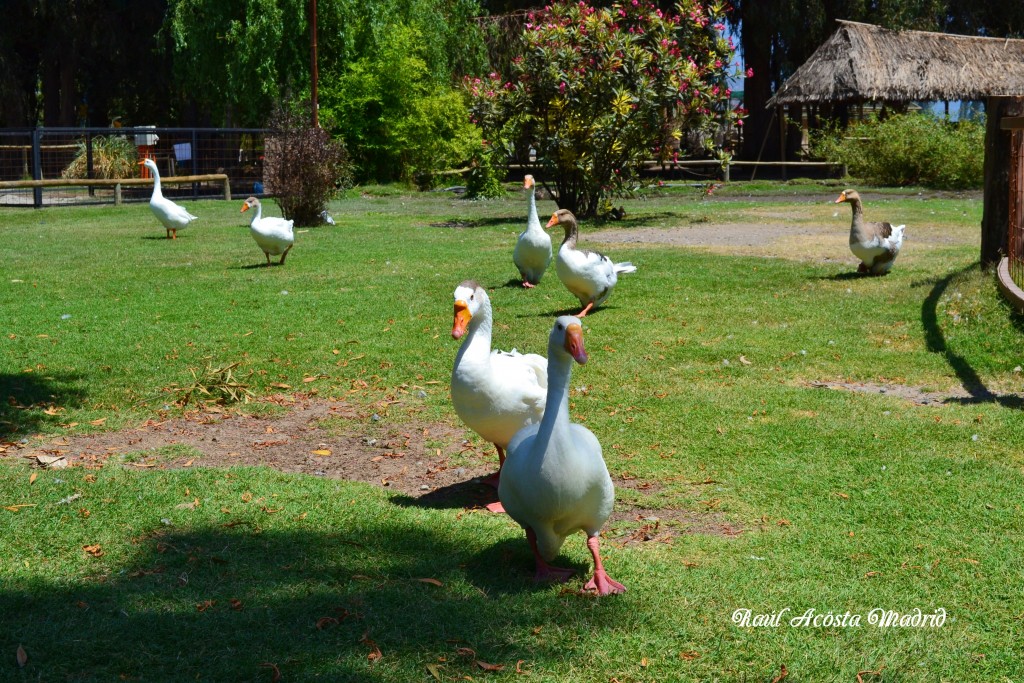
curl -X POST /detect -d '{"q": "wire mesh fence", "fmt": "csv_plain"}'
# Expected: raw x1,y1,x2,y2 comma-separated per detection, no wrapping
0,127,267,208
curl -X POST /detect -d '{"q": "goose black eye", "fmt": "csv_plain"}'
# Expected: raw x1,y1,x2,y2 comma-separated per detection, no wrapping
470,294,475,301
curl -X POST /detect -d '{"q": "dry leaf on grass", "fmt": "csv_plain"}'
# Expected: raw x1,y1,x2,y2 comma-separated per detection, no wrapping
259,662,282,682
29,472,37,485
312,449,332,456
414,578,443,587
16,644,27,668
476,660,503,672
426,663,443,680
360,633,382,662
771,664,789,683
82,544,103,557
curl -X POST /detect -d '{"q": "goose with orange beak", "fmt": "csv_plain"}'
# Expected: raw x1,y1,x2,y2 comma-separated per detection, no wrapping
513,175,553,287
547,209,636,316
450,281,547,505
498,316,625,596
139,158,198,239
835,189,905,275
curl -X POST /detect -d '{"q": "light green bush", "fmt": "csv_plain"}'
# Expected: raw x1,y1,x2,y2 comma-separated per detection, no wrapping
811,113,985,190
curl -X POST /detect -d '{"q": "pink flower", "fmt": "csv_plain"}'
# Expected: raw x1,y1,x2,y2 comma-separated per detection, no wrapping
559,82,566,92
746,67,754,78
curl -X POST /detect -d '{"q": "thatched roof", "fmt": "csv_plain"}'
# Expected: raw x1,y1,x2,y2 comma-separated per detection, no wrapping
769,20,1024,106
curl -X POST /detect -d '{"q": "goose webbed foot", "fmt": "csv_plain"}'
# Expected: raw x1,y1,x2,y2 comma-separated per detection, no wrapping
527,528,574,583
583,536,625,596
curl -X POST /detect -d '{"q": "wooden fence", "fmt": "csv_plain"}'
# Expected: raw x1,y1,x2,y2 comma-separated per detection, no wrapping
0,174,231,205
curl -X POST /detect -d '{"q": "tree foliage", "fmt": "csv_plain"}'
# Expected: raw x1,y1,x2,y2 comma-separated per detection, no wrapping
467,0,740,217
320,23,483,186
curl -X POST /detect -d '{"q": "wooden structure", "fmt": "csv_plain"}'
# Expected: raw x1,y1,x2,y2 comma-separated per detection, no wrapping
768,20,1024,268
0,174,232,205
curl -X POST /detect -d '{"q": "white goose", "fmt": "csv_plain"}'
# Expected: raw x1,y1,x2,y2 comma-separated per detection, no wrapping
835,189,905,275
240,196,295,265
513,175,552,288
547,209,636,316
450,281,547,502
498,316,625,596
139,158,198,239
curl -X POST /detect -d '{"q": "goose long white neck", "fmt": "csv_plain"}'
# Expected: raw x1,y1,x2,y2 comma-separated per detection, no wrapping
526,187,540,231
453,300,493,370
530,345,574,461
248,202,263,226
150,165,163,198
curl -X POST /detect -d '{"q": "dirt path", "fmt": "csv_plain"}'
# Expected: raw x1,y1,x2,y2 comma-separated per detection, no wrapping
15,396,741,544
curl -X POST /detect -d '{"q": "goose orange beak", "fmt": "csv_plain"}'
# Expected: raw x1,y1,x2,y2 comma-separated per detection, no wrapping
452,301,472,340
834,191,847,203
545,213,559,228
564,323,587,364
240,203,250,213
524,176,534,189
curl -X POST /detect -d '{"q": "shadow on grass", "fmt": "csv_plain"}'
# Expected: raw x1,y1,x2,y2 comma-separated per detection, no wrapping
0,372,87,439
0,522,615,681
521,305,619,319
428,217,518,229
918,262,1024,410
391,478,500,510
820,270,870,281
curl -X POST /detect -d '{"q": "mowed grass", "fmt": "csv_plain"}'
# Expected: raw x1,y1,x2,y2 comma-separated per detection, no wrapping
1,183,1023,681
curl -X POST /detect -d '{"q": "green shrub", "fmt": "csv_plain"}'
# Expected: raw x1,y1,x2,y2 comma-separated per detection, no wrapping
810,113,984,190
464,142,506,199
62,135,138,179
264,104,351,226
321,24,481,187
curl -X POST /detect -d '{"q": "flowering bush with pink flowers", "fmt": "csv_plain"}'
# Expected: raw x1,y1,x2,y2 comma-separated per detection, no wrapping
466,0,741,217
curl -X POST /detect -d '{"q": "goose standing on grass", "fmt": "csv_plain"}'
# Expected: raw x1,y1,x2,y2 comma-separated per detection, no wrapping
547,209,636,316
139,158,197,239
240,196,295,265
513,175,552,287
835,189,905,275
498,316,625,596
450,281,547,506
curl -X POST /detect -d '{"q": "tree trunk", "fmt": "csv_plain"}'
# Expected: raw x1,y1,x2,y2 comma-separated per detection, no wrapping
982,97,1024,267
738,3,779,161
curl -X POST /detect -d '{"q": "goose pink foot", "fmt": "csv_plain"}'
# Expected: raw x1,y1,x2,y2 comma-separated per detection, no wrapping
528,528,574,583
522,280,536,288
583,536,625,596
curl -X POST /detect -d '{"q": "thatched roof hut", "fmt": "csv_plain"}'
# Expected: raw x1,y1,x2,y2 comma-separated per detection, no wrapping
769,20,1024,106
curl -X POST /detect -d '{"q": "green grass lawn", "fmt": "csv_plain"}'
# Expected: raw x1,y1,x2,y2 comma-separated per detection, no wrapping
1,181,1022,681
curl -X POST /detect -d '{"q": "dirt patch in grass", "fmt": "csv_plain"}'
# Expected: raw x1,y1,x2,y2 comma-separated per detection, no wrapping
16,396,737,541
805,379,1024,407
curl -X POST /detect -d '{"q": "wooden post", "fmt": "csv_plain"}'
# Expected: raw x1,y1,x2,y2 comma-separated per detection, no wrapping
223,176,231,200
982,97,1024,267
115,183,122,205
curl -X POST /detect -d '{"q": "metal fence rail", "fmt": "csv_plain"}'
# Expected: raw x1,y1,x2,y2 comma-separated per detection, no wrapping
0,127,267,208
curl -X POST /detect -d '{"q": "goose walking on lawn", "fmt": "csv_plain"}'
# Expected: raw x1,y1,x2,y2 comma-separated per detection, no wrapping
835,189,905,275
450,281,547,507
498,316,625,596
513,175,552,288
139,158,197,239
241,196,295,265
547,209,636,316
